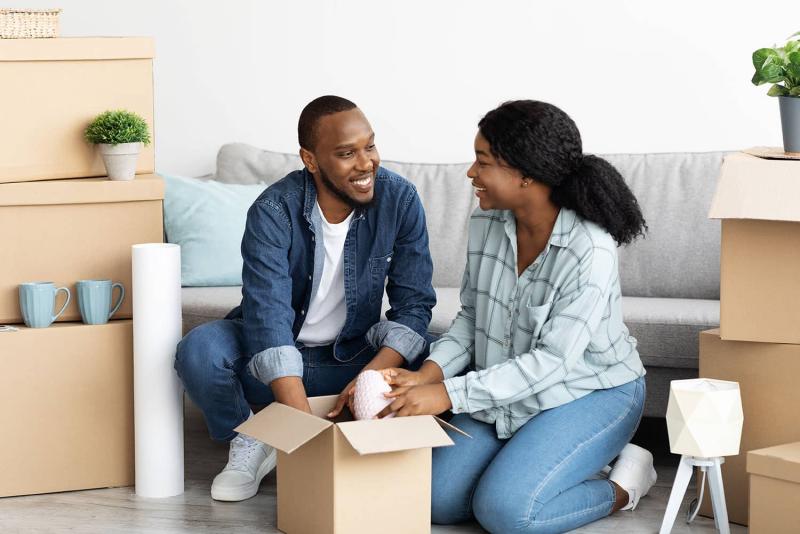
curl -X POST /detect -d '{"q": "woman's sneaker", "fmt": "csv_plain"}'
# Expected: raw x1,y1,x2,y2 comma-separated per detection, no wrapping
211,433,277,502
608,443,658,510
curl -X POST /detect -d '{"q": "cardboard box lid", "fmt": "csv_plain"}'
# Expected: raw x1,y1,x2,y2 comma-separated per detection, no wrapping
708,152,800,223
236,402,333,454
0,174,164,206
0,37,154,62
337,416,454,455
237,401,458,456
747,442,800,484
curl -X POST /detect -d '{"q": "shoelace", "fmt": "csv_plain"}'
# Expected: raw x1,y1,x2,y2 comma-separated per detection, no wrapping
228,436,259,471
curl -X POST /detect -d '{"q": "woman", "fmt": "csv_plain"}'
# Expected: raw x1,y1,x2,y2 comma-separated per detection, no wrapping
379,100,655,533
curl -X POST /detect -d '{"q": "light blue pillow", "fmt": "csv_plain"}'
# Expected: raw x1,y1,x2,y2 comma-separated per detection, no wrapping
162,174,267,286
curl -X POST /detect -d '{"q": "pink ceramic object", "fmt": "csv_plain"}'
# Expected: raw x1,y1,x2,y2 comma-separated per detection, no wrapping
352,370,394,420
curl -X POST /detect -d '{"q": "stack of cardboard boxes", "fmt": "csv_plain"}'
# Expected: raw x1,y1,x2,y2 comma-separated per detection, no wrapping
0,37,163,497
698,152,800,527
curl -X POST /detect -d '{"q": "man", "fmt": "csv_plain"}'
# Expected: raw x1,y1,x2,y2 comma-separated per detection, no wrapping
174,95,436,502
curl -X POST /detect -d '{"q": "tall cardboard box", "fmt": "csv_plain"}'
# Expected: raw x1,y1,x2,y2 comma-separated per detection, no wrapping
708,152,800,344
0,175,164,324
0,321,134,497
697,329,800,525
0,37,155,183
237,397,459,534
747,442,800,534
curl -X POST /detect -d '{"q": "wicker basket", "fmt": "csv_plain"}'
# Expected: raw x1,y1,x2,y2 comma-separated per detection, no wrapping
0,8,62,39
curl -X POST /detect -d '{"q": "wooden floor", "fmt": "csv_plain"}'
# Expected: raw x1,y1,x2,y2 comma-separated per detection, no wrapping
0,408,747,533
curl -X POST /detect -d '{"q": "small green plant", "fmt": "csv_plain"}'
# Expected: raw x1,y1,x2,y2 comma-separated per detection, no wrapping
752,31,800,97
84,109,151,145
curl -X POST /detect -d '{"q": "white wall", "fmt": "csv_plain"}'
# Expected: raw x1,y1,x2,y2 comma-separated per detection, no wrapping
8,0,799,175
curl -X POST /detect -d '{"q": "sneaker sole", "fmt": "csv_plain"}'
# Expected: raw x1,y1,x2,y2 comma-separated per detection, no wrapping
211,448,277,502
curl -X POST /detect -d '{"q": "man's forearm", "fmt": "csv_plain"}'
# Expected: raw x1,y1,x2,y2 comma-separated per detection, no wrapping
364,346,405,371
418,360,445,384
271,376,311,413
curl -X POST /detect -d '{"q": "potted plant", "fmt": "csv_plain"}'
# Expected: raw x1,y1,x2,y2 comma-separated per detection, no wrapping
751,31,800,153
84,110,151,181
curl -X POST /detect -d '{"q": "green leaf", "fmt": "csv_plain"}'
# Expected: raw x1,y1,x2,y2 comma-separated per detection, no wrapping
790,86,800,96
768,84,790,96
753,47,779,70
789,31,800,39
760,62,785,84
785,40,800,54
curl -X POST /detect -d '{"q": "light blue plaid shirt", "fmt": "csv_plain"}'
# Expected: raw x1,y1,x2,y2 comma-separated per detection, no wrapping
427,207,645,438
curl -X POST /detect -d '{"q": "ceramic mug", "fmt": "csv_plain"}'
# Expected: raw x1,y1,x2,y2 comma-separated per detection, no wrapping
18,282,71,328
76,279,125,325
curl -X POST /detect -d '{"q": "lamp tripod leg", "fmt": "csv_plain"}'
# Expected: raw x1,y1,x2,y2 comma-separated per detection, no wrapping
707,458,730,534
659,455,694,534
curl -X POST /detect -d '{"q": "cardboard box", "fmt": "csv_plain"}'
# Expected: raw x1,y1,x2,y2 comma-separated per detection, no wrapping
0,175,164,324
0,37,155,183
0,320,134,497
236,397,460,534
747,442,800,534
697,329,800,525
708,152,800,344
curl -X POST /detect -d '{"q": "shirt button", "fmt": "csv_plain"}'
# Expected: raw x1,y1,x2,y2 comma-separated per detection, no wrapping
308,275,312,280
386,257,391,263
311,236,315,241
300,310,305,315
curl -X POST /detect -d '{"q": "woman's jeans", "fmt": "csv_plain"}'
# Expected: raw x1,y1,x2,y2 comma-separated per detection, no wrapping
432,376,646,534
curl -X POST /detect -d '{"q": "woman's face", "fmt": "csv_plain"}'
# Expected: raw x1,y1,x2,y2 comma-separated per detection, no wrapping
467,132,527,211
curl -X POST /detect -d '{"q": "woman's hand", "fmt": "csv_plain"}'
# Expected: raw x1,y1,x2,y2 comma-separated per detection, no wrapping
377,383,452,418
380,367,425,388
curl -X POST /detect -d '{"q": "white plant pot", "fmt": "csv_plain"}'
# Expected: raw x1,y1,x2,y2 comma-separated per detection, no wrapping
98,142,142,181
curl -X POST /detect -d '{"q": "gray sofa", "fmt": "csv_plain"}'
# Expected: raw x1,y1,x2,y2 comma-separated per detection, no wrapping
180,144,726,418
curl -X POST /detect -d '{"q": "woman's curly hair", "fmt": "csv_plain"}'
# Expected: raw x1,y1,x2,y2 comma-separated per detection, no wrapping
478,100,647,246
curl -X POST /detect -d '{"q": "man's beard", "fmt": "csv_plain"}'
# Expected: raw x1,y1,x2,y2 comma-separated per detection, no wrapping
318,167,375,209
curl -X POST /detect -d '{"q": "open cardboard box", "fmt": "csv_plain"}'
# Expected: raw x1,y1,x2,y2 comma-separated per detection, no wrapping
236,395,467,534
708,152,800,344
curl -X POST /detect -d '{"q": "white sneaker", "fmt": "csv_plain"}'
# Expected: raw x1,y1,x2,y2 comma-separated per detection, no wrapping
211,433,277,502
608,443,658,511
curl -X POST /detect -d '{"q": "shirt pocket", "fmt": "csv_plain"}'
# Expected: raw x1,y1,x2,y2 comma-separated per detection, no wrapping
368,252,393,303
519,301,551,341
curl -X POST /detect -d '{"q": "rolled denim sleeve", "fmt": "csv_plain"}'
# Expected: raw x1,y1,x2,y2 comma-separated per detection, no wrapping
240,199,298,378
383,187,436,343
248,345,304,385
365,320,426,363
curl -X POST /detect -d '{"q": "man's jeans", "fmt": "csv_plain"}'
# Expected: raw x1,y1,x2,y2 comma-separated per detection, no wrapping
175,319,427,441
431,376,646,534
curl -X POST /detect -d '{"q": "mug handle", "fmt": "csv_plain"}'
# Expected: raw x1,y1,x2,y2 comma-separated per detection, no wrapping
108,283,125,320
52,287,71,321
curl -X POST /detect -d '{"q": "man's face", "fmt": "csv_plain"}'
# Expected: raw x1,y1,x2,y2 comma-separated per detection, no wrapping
301,108,380,208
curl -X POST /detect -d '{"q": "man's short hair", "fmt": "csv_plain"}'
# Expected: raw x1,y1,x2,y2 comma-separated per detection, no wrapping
298,95,357,150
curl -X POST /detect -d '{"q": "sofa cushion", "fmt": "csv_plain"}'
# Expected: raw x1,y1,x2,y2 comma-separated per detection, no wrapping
621,296,719,369
606,152,727,300
163,174,268,286
181,286,242,334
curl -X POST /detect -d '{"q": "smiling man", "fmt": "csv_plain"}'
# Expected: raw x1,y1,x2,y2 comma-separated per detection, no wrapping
174,95,436,502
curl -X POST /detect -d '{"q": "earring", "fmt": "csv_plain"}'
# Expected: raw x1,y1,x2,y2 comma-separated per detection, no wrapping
521,179,529,188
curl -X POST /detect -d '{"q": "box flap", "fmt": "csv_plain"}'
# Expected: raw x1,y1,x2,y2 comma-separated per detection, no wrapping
708,152,800,222
308,395,340,419
0,175,164,206
0,37,154,62
435,416,471,438
235,403,333,454
747,442,800,484
336,415,454,455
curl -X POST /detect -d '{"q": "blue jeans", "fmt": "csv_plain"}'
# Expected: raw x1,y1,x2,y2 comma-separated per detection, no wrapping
431,376,646,534
174,319,430,441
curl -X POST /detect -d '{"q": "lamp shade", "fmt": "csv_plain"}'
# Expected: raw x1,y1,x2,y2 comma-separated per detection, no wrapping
666,378,744,458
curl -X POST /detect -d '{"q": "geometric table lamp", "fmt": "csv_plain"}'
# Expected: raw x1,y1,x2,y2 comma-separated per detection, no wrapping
659,378,743,534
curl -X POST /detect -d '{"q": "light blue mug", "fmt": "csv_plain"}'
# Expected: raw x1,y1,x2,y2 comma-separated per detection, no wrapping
18,282,71,328
76,279,125,325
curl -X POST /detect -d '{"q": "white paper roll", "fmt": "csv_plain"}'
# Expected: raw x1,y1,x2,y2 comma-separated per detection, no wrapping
132,243,184,498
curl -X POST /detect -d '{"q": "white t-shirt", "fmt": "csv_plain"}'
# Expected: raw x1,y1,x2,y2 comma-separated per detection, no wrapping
296,205,354,347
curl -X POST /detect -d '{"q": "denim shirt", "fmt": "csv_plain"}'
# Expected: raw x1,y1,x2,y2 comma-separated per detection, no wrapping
226,167,436,384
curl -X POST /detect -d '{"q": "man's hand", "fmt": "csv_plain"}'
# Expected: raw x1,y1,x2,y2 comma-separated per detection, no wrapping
377,383,452,418
271,376,312,414
328,346,406,418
